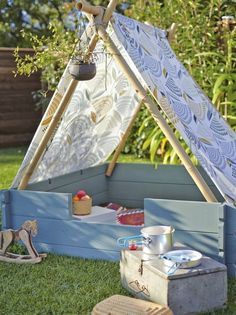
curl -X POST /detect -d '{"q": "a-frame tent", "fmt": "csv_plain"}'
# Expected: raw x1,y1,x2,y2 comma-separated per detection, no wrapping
2,0,236,275
13,0,236,205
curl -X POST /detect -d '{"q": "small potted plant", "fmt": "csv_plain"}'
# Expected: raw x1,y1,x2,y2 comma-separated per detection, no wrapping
68,54,96,81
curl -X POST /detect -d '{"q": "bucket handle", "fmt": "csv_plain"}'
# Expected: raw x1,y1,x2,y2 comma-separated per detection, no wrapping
117,235,143,248
117,235,152,248
160,255,181,276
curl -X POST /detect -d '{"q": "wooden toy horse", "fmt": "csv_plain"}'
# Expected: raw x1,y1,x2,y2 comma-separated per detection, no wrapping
0,220,46,264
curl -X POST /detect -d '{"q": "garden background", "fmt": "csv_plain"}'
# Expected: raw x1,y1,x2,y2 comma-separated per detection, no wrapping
0,1,235,314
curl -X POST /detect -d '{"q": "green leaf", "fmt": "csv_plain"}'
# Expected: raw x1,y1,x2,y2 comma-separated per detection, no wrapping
213,74,231,95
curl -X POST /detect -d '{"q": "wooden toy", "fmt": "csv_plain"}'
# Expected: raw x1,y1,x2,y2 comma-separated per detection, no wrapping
0,220,46,264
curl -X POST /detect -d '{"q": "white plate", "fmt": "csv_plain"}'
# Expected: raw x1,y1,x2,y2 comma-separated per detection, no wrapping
162,249,202,268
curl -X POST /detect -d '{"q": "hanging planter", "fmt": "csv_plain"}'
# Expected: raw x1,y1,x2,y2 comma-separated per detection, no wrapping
69,57,96,81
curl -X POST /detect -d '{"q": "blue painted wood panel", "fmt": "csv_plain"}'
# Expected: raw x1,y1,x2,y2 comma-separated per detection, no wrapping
144,198,223,233
91,192,108,206
144,198,224,262
227,264,236,278
50,174,107,196
9,190,72,220
225,204,236,235
109,164,223,203
3,163,234,274
174,230,221,261
109,181,210,202
111,164,222,187
28,164,107,192
34,242,120,261
1,190,11,229
225,235,236,264
10,215,140,251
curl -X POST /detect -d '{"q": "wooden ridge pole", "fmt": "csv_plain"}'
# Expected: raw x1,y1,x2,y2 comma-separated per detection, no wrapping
106,101,143,176
18,0,118,190
98,27,217,202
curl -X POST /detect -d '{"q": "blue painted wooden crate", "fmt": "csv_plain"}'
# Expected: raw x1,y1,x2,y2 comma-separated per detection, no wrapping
1,163,236,277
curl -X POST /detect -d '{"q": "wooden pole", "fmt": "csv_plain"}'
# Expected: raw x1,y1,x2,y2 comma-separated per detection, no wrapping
77,0,103,16
77,0,118,24
18,0,118,190
106,25,177,177
106,101,143,176
18,79,77,190
98,27,217,202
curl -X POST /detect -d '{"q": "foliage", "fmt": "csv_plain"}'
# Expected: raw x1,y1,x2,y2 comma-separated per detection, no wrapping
7,0,236,163
11,0,112,99
124,0,236,162
0,0,76,47
197,27,236,130
123,106,150,158
138,114,198,164
14,20,81,91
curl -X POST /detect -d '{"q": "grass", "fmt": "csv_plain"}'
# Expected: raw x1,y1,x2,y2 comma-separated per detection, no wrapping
0,147,236,315
0,147,27,189
0,256,130,315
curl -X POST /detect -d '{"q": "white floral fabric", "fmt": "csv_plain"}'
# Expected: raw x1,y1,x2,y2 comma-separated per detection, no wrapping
111,13,236,204
12,35,139,186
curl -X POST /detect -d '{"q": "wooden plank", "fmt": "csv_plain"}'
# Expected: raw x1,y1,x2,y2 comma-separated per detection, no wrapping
0,103,38,113
1,190,11,229
110,164,217,186
0,81,41,90
10,214,140,250
144,198,223,233
9,190,72,220
0,66,39,75
174,230,220,261
0,133,34,147
225,235,236,264
0,90,36,97
0,118,40,134
0,73,40,82
0,66,17,74
224,204,236,235
0,111,40,121
47,174,108,196
226,264,236,277
34,242,120,261
91,191,108,206
28,164,107,191
9,214,220,260
109,181,210,202
0,77,40,85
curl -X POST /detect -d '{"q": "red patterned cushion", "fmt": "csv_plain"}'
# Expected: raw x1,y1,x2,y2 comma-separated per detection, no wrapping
116,209,144,226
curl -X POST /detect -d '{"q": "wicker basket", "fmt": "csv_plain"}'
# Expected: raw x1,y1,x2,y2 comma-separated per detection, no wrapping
73,198,92,215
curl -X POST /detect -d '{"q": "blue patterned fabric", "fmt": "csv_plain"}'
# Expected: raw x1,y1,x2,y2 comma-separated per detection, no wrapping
111,14,236,204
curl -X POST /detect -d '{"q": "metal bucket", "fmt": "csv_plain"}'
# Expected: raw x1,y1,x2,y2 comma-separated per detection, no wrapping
117,225,175,255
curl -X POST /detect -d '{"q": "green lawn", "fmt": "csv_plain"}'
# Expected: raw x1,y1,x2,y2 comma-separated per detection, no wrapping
0,147,236,315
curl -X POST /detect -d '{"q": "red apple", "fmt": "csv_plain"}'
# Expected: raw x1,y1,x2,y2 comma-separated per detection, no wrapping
76,190,86,199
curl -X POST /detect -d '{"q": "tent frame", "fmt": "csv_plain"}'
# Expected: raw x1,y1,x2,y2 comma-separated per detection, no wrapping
17,0,217,203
